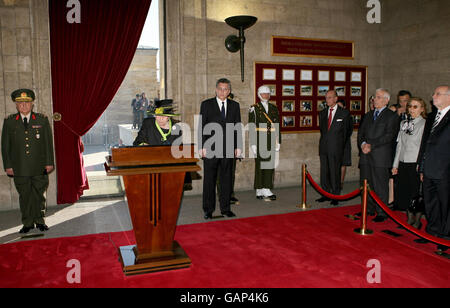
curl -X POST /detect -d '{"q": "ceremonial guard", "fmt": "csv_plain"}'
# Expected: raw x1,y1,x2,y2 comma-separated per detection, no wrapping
1,89,55,233
249,86,281,201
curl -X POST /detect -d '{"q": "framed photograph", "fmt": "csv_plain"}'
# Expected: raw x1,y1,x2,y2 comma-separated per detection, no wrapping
300,85,313,96
300,115,313,128
300,100,312,112
263,68,276,80
282,116,295,128
318,85,329,97
282,85,295,96
350,100,362,111
351,86,362,97
317,100,326,112
282,100,295,112
318,70,330,81
335,71,346,82
300,70,313,81
282,69,295,81
335,86,346,97
351,72,362,82
264,84,276,96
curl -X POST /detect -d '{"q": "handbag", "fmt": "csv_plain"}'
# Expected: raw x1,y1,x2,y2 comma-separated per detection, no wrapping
408,181,425,214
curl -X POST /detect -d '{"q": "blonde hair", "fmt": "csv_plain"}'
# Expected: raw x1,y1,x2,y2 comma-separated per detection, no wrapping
407,97,427,118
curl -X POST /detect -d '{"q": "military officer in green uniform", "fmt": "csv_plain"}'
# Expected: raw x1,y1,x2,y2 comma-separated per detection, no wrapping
249,86,281,201
1,89,55,234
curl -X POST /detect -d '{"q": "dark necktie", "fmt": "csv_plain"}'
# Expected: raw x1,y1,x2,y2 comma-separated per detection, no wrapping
431,111,441,133
221,101,226,119
373,110,380,121
23,117,28,130
327,108,334,130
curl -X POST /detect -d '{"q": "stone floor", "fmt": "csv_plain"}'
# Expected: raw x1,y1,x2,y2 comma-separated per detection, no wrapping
0,182,362,244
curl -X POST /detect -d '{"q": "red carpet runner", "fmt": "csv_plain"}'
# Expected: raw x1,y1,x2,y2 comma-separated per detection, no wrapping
0,205,449,288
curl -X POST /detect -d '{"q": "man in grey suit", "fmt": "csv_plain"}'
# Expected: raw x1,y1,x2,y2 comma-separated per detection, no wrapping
418,86,450,249
358,88,400,222
318,90,353,206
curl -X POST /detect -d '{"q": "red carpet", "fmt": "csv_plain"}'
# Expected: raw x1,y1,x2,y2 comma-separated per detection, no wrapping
0,205,449,288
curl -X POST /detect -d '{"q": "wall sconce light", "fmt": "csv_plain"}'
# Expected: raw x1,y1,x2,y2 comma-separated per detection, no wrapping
225,15,257,82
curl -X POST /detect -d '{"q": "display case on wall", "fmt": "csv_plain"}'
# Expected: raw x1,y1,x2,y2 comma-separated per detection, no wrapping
254,62,367,133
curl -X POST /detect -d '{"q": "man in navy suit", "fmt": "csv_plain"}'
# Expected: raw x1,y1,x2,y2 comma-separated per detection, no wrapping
419,86,450,248
358,88,400,222
317,90,353,206
199,78,242,219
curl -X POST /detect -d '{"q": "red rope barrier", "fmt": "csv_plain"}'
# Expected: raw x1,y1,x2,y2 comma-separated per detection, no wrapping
306,172,361,200
369,190,450,248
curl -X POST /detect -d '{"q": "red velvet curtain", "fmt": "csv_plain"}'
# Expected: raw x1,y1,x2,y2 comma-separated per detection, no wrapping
49,0,152,204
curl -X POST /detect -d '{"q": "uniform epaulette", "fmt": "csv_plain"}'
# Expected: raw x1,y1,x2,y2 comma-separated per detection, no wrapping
34,113,47,119
7,113,19,120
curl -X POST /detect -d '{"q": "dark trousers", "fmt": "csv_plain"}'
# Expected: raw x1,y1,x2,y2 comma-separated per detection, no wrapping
14,175,49,227
320,154,342,195
423,177,450,240
395,162,420,211
360,164,389,217
203,158,232,214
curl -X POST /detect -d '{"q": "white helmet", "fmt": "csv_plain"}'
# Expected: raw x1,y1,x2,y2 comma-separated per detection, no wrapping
258,85,271,102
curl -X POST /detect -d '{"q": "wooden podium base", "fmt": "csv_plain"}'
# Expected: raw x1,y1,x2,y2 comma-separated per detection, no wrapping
118,241,191,276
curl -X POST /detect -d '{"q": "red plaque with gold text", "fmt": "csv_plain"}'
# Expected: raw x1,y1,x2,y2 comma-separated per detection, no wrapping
272,36,354,59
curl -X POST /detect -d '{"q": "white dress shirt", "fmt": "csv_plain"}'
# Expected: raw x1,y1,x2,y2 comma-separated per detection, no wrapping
20,113,31,124
216,97,227,117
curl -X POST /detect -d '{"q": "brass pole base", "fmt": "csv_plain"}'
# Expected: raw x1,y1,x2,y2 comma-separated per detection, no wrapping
354,228,373,235
297,203,311,210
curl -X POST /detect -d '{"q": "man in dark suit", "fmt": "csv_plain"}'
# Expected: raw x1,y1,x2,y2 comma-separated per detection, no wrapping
358,88,400,222
317,90,353,206
1,89,55,233
418,86,450,248
199,78,242,219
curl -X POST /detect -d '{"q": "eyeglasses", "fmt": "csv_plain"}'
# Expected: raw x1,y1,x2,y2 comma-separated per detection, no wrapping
408,105,421,109
432,92,450,97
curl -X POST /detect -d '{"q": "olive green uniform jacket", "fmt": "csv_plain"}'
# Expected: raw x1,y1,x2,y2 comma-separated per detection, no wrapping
2,112,54,176
248,102,281,189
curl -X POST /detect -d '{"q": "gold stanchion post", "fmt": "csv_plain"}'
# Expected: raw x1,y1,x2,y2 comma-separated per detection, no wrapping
297,164,311,210
354,179,373,235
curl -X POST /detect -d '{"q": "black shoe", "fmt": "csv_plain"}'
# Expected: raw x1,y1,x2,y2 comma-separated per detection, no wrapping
372,216,387,223
204,213,213,220
437,245,448,252
230,197,239,205
36,223,49,232
414,238,430,244
221,211,236,218
330,200,339,206
316,197,330,202
19,225,34,234
256,196,264,200
264,195,277,201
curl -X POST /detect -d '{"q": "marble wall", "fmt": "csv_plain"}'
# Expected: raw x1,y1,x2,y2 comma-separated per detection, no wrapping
380,0,450,109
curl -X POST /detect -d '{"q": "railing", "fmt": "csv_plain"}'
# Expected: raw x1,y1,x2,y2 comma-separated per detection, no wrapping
300,164,450,248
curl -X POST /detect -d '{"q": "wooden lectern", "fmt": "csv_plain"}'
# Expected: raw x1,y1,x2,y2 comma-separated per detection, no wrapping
105,145,201,275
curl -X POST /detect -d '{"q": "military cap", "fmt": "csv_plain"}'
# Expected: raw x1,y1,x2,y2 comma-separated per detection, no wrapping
11,89,35,103
150,99,180,117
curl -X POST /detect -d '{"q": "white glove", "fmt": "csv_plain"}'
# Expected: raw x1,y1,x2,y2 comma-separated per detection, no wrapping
251,145,257,155
275,143,280,152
